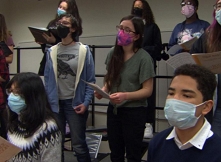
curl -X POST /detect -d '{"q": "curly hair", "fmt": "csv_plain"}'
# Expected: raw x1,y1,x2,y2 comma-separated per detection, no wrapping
173,64,217,101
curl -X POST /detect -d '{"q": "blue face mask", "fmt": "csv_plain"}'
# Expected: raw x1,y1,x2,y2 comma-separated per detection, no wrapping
8,93,26,114
215,9,221,25
164,99,205,129
57,8,66,16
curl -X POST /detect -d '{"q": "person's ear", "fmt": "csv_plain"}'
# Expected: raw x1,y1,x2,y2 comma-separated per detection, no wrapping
70,28,76,33
201,100,213,115
195,6,198,12
134,34,140,41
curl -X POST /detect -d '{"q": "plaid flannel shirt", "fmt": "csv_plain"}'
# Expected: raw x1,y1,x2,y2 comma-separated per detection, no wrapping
0,48,9,108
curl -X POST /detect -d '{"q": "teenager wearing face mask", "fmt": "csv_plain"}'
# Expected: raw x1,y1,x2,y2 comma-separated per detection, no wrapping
44,14,95,162
147,64,221,162
131,0,162,61
94,15,155,162
38,0,82,76
190,0,221,138
169,0,210,54
6,72,62,162
131,0,162,139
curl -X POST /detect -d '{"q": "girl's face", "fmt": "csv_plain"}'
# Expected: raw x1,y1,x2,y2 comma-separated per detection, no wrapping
59,1,68,11
119,20,136,36
214,0,221,11
134,0,143,9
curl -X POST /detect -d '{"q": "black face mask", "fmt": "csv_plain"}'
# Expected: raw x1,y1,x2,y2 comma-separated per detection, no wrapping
133,7,143,17
57,24,70,39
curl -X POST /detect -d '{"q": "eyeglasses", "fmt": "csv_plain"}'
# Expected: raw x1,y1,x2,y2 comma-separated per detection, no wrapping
213,3,221,11
180,1,193,7
56,21,71,26
6,88,20,96
116,25,136,34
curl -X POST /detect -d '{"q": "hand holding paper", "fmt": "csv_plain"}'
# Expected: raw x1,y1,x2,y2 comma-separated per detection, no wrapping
82,80,110,99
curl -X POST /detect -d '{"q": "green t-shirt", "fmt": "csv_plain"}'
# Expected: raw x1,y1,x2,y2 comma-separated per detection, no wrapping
105,47,155,108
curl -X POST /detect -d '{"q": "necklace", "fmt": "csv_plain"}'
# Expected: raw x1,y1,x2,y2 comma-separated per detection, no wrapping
62,40,74,46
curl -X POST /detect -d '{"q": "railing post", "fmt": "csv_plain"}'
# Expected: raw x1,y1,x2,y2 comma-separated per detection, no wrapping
91,45,95,126
17,48,20,73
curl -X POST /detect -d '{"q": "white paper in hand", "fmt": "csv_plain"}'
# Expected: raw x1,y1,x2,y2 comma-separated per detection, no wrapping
81,80,110,99
166,52,196,69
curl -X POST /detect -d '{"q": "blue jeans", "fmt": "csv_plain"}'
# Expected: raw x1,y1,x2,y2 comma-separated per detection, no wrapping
107,103,147,162
59,99,91,162
212,108,221,137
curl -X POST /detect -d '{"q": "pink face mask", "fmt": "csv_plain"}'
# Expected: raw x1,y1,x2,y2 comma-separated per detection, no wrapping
117,30,133,46
181,5,195,18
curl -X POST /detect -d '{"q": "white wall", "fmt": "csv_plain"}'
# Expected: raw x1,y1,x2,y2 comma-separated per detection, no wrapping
4,0,214,45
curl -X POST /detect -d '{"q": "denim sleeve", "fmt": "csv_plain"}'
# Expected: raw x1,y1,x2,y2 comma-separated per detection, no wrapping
83,46,96,107
44,49,59,113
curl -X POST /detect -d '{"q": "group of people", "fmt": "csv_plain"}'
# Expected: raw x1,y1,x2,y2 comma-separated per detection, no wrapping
0,0,221,162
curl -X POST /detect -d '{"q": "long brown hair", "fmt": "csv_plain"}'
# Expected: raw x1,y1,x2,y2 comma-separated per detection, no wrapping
206,0,221,52
104,15,144,91
131,0,155,25
0,14,9,42
49,0,82,36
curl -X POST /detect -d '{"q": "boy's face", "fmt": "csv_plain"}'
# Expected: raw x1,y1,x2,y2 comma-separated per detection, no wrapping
167,75,204,117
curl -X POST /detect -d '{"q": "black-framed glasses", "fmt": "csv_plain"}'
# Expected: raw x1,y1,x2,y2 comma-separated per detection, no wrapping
180,1,192,7
6,88,20,96
213,3,221,10
116,25,136,34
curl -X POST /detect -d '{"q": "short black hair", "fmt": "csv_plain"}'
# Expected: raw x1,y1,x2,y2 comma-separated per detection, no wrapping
173,64,216,101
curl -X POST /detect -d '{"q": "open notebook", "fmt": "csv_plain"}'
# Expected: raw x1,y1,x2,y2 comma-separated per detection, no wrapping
166,51,221,74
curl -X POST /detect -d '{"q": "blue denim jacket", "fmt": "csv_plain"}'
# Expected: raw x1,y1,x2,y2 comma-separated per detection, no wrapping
44,42,96,113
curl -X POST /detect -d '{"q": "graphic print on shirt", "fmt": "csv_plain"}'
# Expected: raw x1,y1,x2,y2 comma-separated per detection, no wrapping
177,28,204,44
57,54,76,79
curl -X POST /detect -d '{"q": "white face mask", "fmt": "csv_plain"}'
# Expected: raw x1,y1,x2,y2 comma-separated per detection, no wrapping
181,5,195,18
215,9,221,25
164,99,205,129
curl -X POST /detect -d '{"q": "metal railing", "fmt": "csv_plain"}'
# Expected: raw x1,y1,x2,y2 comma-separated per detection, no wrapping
14,45,173,130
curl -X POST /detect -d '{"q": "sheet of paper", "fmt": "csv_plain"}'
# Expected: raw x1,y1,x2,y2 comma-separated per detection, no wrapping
166,52,196,69
167,37,198,55
192,51,221,74
81,80,110,99
179,37,198,50
0,137,22,162
167,44,182,55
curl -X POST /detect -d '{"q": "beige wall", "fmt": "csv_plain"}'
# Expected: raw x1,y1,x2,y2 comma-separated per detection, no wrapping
2,0,215,155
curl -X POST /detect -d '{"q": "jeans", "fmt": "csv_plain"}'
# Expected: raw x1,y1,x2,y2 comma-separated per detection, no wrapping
59,99,91,162
107,103,147,162
212,108,221,137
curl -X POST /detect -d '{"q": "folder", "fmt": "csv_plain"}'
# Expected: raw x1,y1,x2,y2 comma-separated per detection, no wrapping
28,26,56,44
0,41,13,57
0,136,22,162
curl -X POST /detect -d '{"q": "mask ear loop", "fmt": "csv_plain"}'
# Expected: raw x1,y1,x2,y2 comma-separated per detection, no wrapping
194,101,207,118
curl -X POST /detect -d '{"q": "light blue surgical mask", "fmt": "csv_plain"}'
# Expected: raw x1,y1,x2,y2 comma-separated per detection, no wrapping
57,8,66,16
8,93,26,114
215,9,221,25
164,99,205,129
